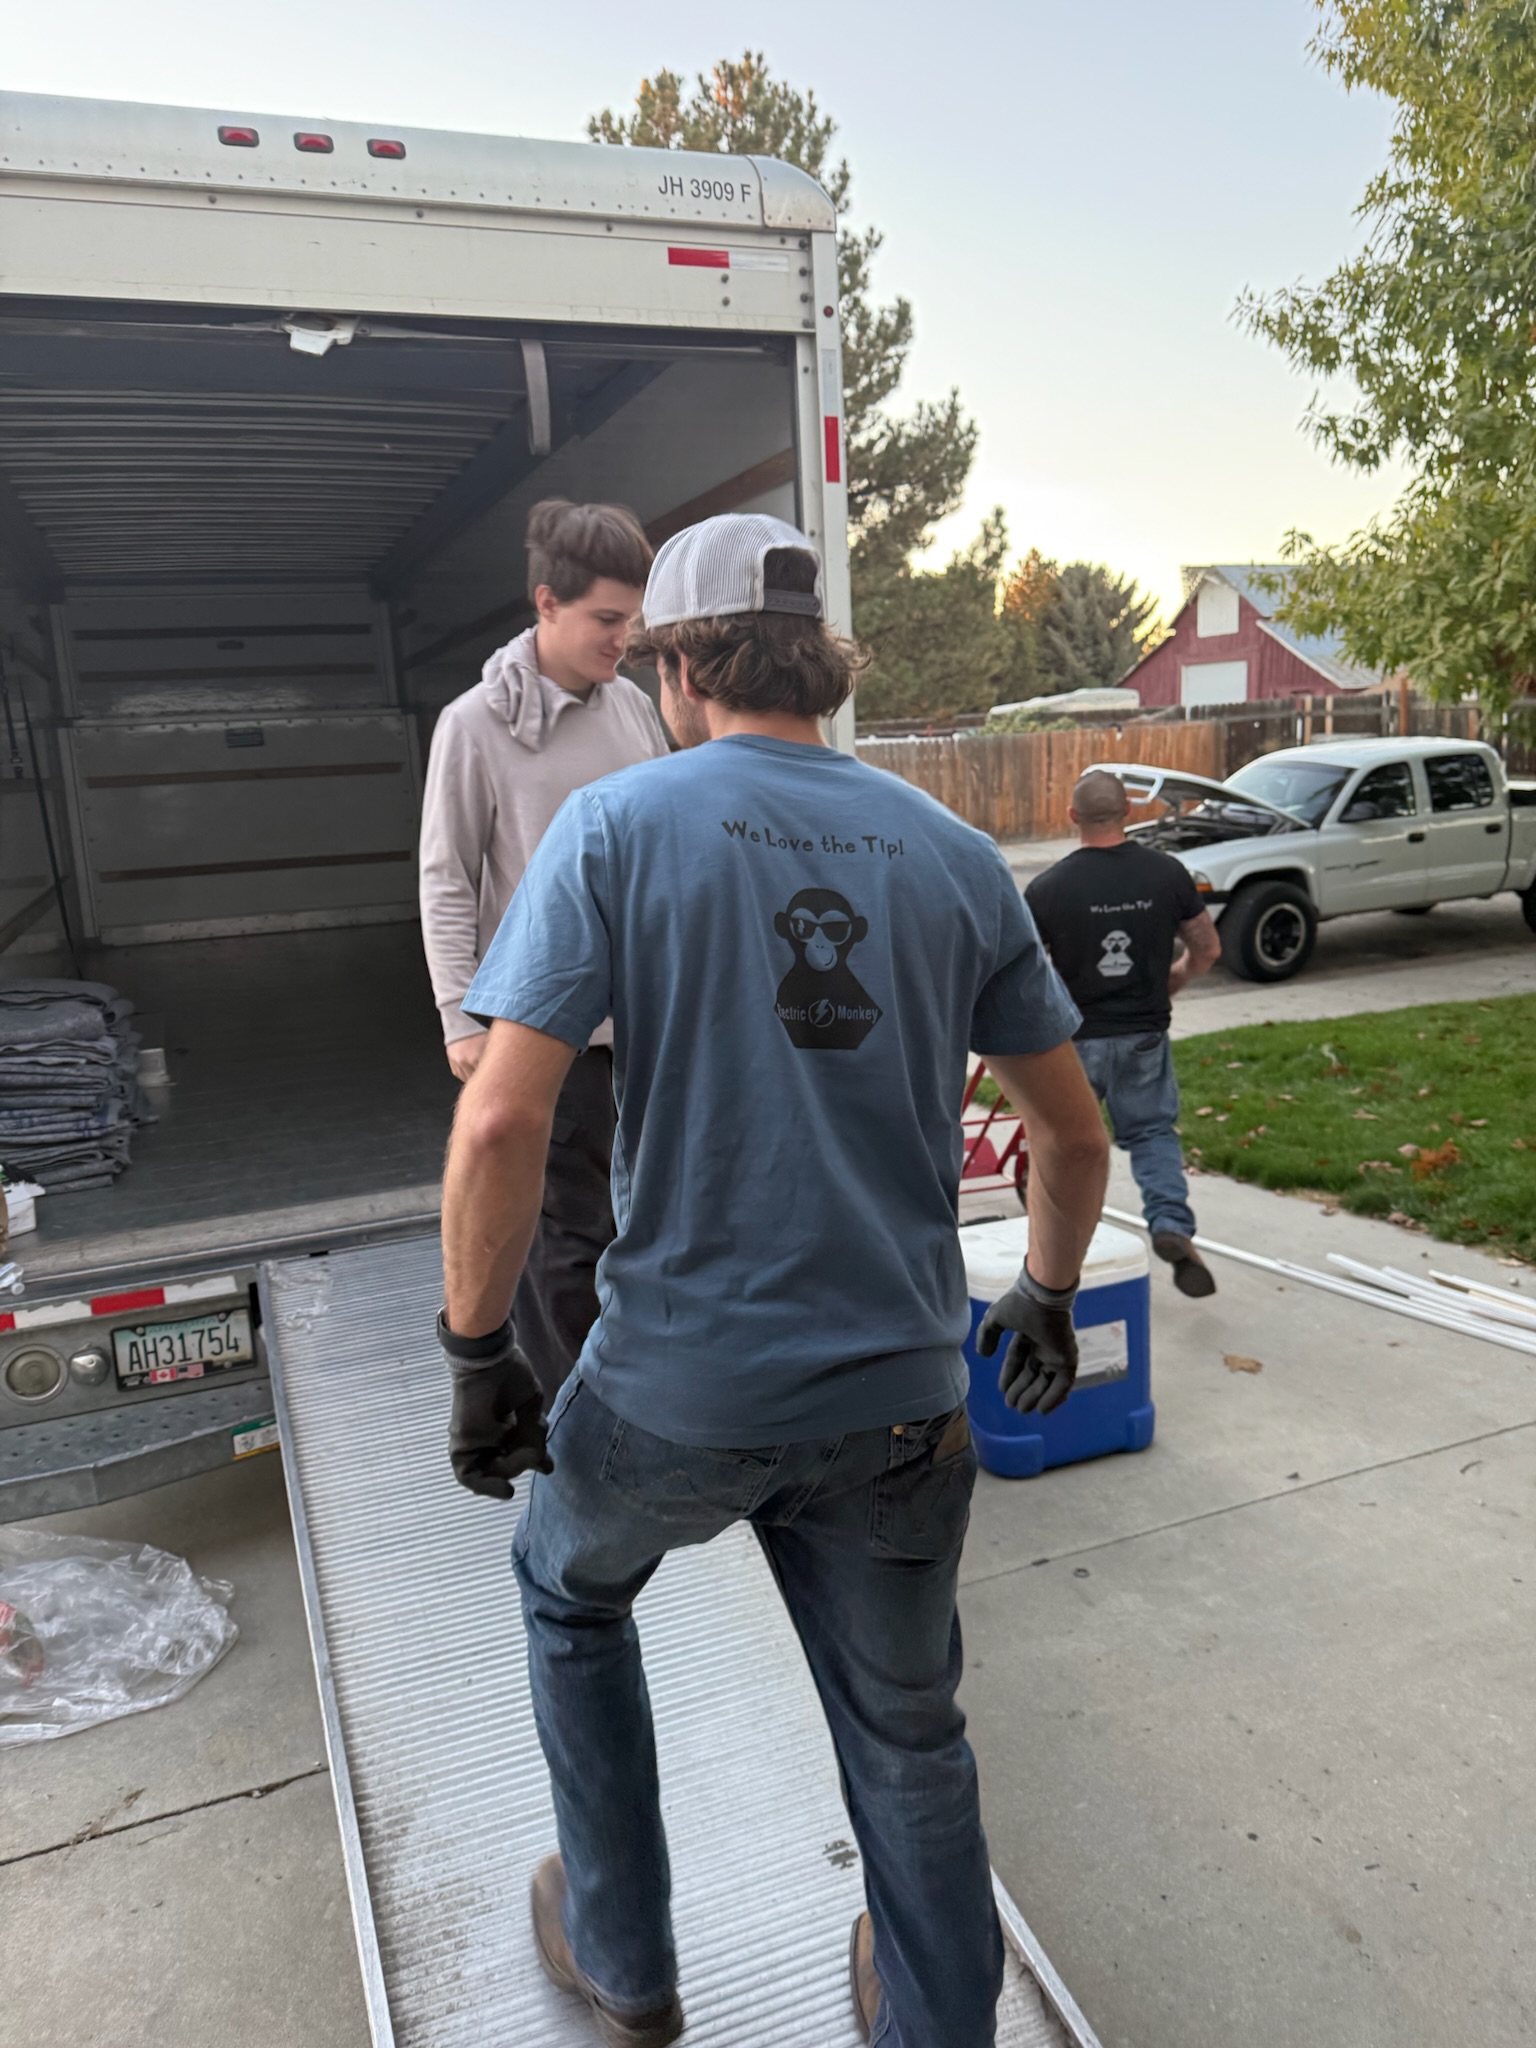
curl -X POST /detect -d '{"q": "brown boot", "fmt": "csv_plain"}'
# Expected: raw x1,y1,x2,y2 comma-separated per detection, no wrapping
531,1855,683,2048
849,1911,883,2043
1152,1232,1217,1298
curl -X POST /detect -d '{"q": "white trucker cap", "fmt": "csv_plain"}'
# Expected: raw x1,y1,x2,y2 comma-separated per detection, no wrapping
641,512,824,628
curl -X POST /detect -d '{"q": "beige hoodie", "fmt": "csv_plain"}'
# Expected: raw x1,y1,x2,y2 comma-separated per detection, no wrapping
419,626,670,1045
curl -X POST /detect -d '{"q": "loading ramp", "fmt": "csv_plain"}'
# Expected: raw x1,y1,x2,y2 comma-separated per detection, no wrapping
264,1236,1101,2047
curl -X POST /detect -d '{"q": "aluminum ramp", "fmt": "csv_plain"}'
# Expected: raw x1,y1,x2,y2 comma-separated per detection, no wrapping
263,1238,1101,2048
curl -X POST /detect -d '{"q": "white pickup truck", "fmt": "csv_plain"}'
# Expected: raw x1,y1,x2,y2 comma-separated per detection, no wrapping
1106,737,1536,981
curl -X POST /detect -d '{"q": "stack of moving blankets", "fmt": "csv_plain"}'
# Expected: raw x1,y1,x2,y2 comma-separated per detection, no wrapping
0,980,155,1193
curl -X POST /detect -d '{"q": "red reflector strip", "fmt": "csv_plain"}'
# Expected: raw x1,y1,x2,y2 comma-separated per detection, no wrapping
0,1314,14,1334
217,125,260,148
90,1288,166,1317
367,138,407,159
824,416,843,485
668,247,730,269
294,132,335,153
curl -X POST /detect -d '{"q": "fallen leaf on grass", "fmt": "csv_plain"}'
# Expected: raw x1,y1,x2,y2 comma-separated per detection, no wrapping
1411,1140,1463,1180
1226,1060,1244,1069
1469,1118,1489,1128
1415,1086,1433,1098
1351,1109,1380,1120
1224,1354,1264,1374
1195,1106,1214,1117
1358,1160,1402,1176
1398,1143,1420,1157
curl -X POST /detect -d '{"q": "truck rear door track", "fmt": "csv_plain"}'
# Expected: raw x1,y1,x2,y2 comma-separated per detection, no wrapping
264,1237,1099,2048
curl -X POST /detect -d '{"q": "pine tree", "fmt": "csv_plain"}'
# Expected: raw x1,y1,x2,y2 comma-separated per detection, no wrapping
588,55,981,668
1032,564,1160,693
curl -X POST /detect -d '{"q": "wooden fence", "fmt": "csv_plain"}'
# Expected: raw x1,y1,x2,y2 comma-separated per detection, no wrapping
855,722,1227,841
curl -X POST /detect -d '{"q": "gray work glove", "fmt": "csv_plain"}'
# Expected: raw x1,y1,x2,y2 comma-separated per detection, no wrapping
975,1265,1080,1416
438,1311,552,1498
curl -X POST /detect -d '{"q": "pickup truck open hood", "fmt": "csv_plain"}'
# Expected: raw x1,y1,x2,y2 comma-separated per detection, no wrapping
1088,761,1302,831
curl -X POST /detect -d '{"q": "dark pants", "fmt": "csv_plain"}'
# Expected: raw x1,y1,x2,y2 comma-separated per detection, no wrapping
514,1048,616,1405
513,1380,1005,2046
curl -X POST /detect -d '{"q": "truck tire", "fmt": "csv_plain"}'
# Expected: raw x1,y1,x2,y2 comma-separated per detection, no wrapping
1222,881,1317,982
1523,885,1536,936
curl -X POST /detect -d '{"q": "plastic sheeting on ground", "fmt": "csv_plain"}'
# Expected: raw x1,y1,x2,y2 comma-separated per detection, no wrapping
0,1529,238,1744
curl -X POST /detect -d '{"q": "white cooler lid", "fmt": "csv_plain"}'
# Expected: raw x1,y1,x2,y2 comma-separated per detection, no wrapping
959,1215,1149,1300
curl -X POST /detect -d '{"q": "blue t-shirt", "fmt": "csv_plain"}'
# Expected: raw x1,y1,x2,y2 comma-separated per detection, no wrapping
465,735,1079,1446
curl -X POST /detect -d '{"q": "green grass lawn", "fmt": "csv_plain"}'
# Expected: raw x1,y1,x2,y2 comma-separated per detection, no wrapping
1170,994,1536,1263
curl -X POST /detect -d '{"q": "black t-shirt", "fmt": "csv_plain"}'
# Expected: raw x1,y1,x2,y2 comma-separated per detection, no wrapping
1024,841,1204,1039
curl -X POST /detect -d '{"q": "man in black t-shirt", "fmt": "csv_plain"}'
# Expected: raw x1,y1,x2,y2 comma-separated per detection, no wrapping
1026,770,1223,1296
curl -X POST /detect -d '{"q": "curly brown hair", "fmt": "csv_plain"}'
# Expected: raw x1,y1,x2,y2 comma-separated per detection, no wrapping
626,547,869,719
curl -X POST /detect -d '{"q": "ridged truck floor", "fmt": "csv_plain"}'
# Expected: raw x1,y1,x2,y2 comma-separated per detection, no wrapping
263,1237,1097,2048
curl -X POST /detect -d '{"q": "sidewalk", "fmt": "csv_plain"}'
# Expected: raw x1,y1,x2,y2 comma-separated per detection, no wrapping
961,1156,1536,2048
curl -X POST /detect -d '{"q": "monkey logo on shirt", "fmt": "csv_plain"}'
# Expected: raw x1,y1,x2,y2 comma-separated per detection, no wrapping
772,887,882,1049
1098,929,1133,979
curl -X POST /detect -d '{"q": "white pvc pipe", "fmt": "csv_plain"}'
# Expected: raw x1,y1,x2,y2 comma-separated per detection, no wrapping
1428,1269,1536,1313
1371,1261,1536,1333
1101,1204,1536,1358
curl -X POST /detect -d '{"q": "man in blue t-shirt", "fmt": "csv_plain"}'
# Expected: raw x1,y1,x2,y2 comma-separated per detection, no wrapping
437,514,1109,2048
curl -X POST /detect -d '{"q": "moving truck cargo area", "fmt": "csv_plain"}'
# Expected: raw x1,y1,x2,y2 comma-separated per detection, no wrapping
0,90,848,1512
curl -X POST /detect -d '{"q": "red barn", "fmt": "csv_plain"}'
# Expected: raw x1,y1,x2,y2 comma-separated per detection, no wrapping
1124,564,1385,708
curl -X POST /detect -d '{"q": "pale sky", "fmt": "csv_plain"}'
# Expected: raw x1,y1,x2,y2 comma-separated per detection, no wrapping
6,0,1405,621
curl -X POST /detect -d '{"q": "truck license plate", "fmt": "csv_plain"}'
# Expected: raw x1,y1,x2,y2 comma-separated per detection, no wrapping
113,1308,255,1389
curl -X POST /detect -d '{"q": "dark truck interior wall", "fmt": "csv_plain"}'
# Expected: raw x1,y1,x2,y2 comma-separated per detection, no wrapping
0,302,799,1268
0,595,74,959
402,346,798,748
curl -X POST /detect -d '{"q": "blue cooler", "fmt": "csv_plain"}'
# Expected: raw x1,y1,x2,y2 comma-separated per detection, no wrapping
960,1217,1154,1478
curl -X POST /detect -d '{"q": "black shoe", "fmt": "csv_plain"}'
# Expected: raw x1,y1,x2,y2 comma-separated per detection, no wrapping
1152,1233,1217,1298
531,1855,684,2047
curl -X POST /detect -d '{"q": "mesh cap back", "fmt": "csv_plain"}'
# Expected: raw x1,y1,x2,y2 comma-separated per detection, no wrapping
642,513,824,628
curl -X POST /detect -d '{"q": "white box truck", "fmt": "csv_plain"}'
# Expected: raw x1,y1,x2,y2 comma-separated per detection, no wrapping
0,95,1101,2048
0,90,851,1517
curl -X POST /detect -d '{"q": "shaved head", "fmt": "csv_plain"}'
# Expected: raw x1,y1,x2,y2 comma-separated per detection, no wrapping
1070,770,1130,828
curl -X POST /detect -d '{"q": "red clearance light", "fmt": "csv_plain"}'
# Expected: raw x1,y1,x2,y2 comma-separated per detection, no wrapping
367,138,407,160
217,125,260,147
294,132,334,154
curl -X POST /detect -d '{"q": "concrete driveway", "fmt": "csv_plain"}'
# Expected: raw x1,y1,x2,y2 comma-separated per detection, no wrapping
6,919,1534,2044
8,1173,1533,2048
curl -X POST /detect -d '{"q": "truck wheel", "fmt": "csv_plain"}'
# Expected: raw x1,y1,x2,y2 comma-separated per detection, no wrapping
1223,881,1317,982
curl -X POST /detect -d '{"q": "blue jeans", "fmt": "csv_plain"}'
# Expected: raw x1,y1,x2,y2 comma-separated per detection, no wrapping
512,1376,1005,2046
1076,1030,1196,1239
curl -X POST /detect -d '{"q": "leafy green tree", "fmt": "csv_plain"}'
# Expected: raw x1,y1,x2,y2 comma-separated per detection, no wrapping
1241,0,1536,724
994,547,1057,700
588,54,979,648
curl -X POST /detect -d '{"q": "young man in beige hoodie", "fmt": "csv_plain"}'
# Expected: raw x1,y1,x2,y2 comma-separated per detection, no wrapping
419,499,670,1399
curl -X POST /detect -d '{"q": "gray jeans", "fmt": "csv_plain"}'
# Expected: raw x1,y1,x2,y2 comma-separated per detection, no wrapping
515,1048,616,1404
1076,1029,1196,1240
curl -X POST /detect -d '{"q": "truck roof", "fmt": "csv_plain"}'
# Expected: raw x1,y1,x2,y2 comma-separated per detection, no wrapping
0,90,837,234
1246,735,1496,770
